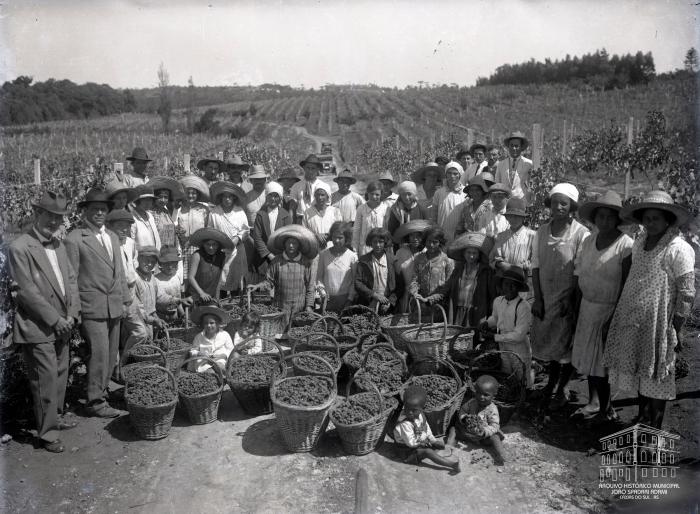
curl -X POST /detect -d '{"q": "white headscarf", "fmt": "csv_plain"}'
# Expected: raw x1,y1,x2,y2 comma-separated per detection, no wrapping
397,181,418,195
549,183,579,203
444,161,464,178
265,181,284,197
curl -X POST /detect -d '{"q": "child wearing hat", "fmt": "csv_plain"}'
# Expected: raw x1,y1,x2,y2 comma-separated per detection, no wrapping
393,220,434,313
189,305,234,373
377,171,399,208
331,170,365,225
354,228,397,314
177,175,211,282
480,266,533,388
155,246,193,321
248,225,319,324
352,181,388,256
303,183,342,250
188,228,232,304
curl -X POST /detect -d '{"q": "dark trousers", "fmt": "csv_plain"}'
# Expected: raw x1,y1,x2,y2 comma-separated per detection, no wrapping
81,318,120,406
21,338,69,442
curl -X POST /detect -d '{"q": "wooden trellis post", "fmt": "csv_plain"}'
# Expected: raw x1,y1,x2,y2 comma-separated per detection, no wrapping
184,153,191,173
561,120,568,155
625,117,634,199
532,123,543,170
466,129,474,149
33,158,41,185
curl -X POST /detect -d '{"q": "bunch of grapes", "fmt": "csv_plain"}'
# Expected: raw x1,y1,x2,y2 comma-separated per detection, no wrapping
273,376,334,407
177,371,221,396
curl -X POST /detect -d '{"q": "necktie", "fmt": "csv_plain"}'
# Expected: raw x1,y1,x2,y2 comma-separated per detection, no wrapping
100,232,113,260
41,239,57,249
305,182,312,204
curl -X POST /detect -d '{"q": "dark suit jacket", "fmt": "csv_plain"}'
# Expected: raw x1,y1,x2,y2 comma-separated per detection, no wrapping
354,249,397,305
9,230,81,344
252,206,292,267
386,201,429,235
64,226,130,320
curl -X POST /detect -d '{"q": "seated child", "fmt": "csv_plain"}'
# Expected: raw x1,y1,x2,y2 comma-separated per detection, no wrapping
232,311,264,356
189,305,234,373
155,246,193,321
447,375,506,467
479,266,533,388
393,385,461,474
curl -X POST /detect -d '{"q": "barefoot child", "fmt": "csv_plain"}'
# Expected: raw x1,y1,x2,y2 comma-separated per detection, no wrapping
189,305,233,372
232,311,264,355
448,375,506,467
394,385,461,474
187,228,232,304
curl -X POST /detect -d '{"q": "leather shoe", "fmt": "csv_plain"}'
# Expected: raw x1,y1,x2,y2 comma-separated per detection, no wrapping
42,439,65,453
85,404,122,418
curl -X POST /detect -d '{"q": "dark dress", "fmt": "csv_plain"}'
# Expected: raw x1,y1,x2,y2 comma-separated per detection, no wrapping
191,249,225,300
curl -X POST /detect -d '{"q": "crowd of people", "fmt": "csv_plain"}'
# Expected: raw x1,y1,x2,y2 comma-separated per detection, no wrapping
7,134,695,464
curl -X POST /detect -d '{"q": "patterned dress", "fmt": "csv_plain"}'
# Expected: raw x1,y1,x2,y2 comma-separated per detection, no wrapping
571,232,633,377
409,251,454,314
603,229,695,399
262,253,318,325
531,219,589,362
151,207,178,250
208,206,250,291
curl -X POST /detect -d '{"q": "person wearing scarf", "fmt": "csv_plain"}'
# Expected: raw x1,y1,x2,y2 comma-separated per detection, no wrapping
386,181,429,235
432,161,468,242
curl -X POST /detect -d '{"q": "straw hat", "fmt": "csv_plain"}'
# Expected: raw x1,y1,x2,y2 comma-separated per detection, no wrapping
496,265,529,292
247,164,269,180
223,155,249,172
158,246,180,263
578,191,623,224
136,245,159,258
191,305,230,325
78,188,112,208
105,209,134,224
179,175,210,201
299,154,323,169
277,169,301,183
210,181,246,206
32,191,70,215
480,172,496,187
104,180,137,203
446,232,494,261
504,197,527,217
126,147,152,162
267,225,319,259
392,219,436,244
488,183,511,196
131,185,156,203
334,169,357,184
412,162,442,184
620,190,689,227
464,176,489,194
503,131,529,149
196,158,224,171
377,171,397,185
189,227,234,250
149,176,185,200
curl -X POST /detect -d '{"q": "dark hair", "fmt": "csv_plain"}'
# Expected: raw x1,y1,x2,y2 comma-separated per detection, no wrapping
455,149,470,161
329,221,352,244
241,311,261,329
590,206,622,225
365,180,383,194
403,385,427,406
423,227,447,246
544,195,578,213
365,227,392,247
435,156,450,166
633,208,676,225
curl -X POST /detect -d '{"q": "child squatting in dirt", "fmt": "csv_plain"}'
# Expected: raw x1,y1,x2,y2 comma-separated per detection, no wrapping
393,385,461,474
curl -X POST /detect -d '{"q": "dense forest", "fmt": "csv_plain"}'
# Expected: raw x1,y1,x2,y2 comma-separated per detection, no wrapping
476,49,656,90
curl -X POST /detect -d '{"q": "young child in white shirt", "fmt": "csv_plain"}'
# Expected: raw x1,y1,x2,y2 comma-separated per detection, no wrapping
480,265,533,388
189,305,233,373
393,385,460,474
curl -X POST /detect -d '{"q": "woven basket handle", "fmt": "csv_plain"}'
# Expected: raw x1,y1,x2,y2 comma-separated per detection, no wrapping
410,295,422,325
124,343,167,368
468,349,526,377
341,304,380,325
280,352,337,389
319,315,345,335
414,303,447,343
346,370,385,416
303,331,340,358
356,332,385,353
412,356,462,389
360,343,408,375
181,355,225,387
447,326,473,354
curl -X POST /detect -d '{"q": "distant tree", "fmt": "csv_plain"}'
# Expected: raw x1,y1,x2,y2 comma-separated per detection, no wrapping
684,48,698,73
193,108,220,133
186,76,195,134
157,62,173,133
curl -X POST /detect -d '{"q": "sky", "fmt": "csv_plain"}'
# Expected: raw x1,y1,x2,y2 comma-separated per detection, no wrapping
0,0,697,89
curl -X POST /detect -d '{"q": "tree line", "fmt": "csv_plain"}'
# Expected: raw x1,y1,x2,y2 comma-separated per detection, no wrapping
476,49,657,90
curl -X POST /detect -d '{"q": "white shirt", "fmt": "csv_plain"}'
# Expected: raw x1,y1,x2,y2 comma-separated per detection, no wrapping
85,220,114,260
476,205,510,238
290,178,326,217
432,185,468,242
485,295,532,346
33,228,65,297
393,413,436,448
190,330,234,372
267,207,279,232
130,209,161,251
352,202,389,256
495,156,534,203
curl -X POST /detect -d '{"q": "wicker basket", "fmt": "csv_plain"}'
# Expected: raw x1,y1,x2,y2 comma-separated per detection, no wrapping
329,375,399,456
468,350,526,426
343,333,400,377
404,357,469,437
379,296,424,352
153,327,191,376
301,331,358,357
401,305,473,360
226,337,287,416
271,354,337,452
120,345,167,384
291,337,342,377
353,343,409,398
125,365,178,440
178,356,225,425
291,311,324,328
222,292,286,351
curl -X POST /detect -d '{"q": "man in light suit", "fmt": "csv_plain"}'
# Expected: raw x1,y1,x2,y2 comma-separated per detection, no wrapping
8,192,81,452
65,188,130,418
495,131,534,205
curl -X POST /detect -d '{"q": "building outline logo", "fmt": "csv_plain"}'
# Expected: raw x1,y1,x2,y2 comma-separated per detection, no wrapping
599,423,680,483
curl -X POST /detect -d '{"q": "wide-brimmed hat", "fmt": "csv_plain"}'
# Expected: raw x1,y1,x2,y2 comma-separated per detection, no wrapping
620,190,690,227
179,175,210,201
78,188,112,208
158,246,180,263
105,209,134,224
578,191,624,224
126,147,152,162
377,171,397,185
32,191,70,215
504,197,527,217
104,180,137,203
132,185,156,203
469,143,488,155
496,265,529,292
136,245,159,258
210,181,246,206
196,158,224,171
488,183,511,196
299,154,323,169
191,305,230,325
277,169,301,183
149,176,185,200
334,169,356,184
412,162,442,184
223,155,250,172
464,176,489,194
480,172,496,187
267,225,319,259
247,164,269,180
503,131,529,149
392,219,436,244
446,232,494,261
189,227,234,250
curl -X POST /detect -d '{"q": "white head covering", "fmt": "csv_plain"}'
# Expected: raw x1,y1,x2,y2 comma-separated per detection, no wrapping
444,161,465,177
397,181,418,195
549,183,579,203
314,182,332,197
265,181,284,197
